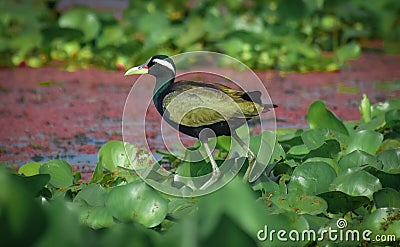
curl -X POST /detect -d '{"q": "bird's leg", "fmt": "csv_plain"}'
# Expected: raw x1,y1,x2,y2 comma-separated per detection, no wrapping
199,140,221,190
231,131,256,182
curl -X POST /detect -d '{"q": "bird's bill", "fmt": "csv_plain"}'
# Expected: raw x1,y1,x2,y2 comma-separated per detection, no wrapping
124,64,148,76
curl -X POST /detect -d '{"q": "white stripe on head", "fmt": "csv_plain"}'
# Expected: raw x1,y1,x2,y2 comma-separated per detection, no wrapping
153,58,175,74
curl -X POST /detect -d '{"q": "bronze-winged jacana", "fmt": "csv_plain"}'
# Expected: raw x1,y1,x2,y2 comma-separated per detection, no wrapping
125,55,277,189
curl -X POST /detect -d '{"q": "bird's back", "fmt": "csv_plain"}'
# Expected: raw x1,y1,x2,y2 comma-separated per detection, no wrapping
161,80,264,127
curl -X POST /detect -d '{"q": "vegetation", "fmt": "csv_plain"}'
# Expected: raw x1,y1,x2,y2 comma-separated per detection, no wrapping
1,0,399,71
2,95,399,246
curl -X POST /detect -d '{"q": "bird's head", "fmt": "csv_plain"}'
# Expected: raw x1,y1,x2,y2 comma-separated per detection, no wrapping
124,55,176,78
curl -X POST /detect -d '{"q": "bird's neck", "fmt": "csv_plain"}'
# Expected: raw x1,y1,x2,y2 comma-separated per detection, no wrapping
153,76,174,114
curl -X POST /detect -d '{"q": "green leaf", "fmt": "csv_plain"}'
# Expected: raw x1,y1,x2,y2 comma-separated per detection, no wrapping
288,161,337,195
270,194,328,215
288,144,310,155
307,100,349,135
98,140,138,171
318,191,369,214
105,181,168,228
373,188,400,208
338,150,380,173
359,94,371,123
330,170,382,200
39,160,74,188
361,208,400,242
345,130,383,155
74,184,107,207
59,8,101,41
12,173,50,197
335,42,361,64
79,206,115,229
18,161,42,176
377,149,400,174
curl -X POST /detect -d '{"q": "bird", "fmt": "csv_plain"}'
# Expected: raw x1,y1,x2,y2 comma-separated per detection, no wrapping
124,55,277,189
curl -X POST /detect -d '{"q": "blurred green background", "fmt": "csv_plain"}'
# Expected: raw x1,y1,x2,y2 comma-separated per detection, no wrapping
1,0,399,71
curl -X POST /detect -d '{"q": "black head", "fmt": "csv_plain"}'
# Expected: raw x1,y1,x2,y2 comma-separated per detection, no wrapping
124,54,176,78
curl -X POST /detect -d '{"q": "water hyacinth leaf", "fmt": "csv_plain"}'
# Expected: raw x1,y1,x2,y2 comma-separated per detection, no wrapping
288,161,337,195
385,109,400,128
335,42,361,64
18,161,42,176
307,100,349,135
59,8,101,41
301,128,330,150
105,181,168,228
98,140,138,171
79,206,115,230
12,173,50,197
365,167,400,190
361,208,400,242
39,160,73,188
373,188,400,209
318,191,369,214
270,194,328,215
288,144,310,156
307,139,341,159
345,130,383,155
330,170,382,200
371,98,400,118
74,184,108,207
338,150,380,173
377,149,400,174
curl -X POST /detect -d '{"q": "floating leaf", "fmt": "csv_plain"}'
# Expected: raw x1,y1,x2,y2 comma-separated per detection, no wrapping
289,161,337,195
377,149,400,174
330,170,382,200
338,150,380,173
318,191,369,214
345,130,383,155
361,208,400,242
59,8,101,41
270,194,328,215
373,188,400,208
335,42,361,64
307,100,349,135
79,206,115,229
18,162,42,176
105,181,168,228
39,160,73,188
98,140,138,171
74,184,108,207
